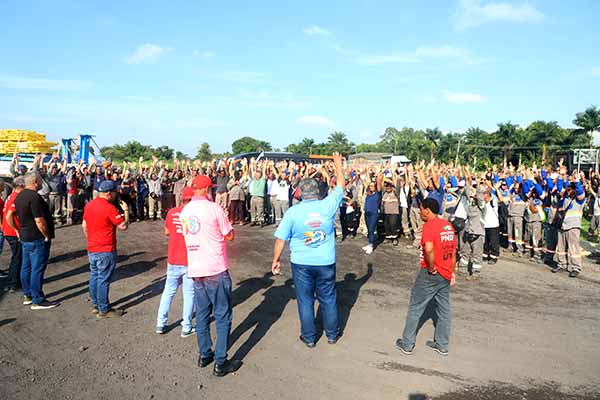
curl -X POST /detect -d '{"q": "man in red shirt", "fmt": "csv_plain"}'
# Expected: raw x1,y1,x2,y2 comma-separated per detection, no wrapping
82,180,128,318
3,177,25,291
396,198,456,356
155,186,196,337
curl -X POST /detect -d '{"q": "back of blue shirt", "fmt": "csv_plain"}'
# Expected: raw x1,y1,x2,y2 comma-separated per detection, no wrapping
274,186,344,266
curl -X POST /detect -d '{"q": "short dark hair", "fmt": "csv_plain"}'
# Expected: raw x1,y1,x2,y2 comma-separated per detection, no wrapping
421,198,439,214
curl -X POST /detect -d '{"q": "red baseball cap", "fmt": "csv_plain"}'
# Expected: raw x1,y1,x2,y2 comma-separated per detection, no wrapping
182,186,195,200
192,175,213,190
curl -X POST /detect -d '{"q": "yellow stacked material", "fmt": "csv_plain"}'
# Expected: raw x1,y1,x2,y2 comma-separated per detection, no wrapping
0,129,57,154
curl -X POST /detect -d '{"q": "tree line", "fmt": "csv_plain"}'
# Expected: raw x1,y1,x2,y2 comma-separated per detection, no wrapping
100,105,600,168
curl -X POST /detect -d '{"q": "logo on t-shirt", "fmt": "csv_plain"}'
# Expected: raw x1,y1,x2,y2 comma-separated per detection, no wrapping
304,230,326,247
183,215,202,235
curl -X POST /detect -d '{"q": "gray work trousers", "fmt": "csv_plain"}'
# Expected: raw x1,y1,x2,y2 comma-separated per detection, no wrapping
250,196,264,223
465,233,484,273
149,195,162,219
273,199,289,223
401,268,451,352
410,207,423,247
554,228,582,272
48,193,64,220
399,207,410,236
508,216,523,251
523,221,543,257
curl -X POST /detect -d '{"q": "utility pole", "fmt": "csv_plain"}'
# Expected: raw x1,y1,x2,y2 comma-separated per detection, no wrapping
455,137,461,165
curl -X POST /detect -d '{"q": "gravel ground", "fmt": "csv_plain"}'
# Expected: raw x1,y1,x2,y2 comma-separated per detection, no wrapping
1,221,599,400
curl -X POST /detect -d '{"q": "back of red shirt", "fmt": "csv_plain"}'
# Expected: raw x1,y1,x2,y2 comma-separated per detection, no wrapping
2,192,20,237
83,198,124,253
420,217,456,281
165,206,188,266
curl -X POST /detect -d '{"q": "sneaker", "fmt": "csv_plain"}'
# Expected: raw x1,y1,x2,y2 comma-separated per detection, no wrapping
90,306,99,314
365,245,373,255
299,335,316,348
550,266,560,273
23,296,33,305
213,359,242,377
181,328,196,338
96,308,124,318
425,340,448,356
568,270,580,278
392,239,399,246
488,258,497,265
395,339,413,355
30,300,60,310
327,334,342,345
0,270,8,278
361,245,371,251
156,326,166,334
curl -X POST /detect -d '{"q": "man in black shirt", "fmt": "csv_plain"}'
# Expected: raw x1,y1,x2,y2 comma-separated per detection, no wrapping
15,172,60,310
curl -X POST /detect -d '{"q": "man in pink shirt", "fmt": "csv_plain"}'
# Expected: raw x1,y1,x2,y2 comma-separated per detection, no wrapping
181,175,241,377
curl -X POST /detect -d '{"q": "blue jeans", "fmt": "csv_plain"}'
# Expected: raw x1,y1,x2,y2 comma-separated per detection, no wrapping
401,268,451,351
21,239,51,304
156,264,196,331
88,251,117,313
365,211,378,245
291,262,339,342
194,271,232,364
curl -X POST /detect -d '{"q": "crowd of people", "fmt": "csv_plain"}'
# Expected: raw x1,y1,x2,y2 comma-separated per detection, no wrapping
0,149,595,374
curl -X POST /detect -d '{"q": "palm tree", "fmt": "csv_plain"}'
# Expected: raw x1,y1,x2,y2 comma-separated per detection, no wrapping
327,131,354,155
573,106,600,148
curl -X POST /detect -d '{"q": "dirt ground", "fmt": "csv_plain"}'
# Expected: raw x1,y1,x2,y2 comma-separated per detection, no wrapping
1,221,599,400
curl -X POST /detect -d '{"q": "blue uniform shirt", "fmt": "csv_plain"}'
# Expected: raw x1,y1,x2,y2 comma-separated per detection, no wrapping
274,186,344,266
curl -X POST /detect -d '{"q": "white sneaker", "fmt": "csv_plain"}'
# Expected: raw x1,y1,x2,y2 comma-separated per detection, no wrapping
361,245,371,251
365,246,373,255
181,327,196,338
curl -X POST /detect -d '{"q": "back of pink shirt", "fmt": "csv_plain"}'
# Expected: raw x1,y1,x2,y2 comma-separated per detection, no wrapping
180,197,233,278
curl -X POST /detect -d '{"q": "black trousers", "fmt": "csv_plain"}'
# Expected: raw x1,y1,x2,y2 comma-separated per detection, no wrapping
484,227,500,259
6,235,23,289
384,213,399,238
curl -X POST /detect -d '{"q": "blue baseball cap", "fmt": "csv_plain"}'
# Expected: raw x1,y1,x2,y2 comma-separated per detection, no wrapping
98,180,120,192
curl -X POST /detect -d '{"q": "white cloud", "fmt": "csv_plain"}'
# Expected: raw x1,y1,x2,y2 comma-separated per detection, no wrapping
303,26,330,36
297,115,335,127
455,0,545,30
126,43,170,64
442,90,487,104
0,74,92,91
193,50,214,60
355,45,484,66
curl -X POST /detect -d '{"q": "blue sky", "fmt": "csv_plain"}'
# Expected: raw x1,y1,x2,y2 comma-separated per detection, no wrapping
1,0,599,154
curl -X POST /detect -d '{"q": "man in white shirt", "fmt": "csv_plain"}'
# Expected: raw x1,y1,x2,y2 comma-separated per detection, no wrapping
483,190,500,265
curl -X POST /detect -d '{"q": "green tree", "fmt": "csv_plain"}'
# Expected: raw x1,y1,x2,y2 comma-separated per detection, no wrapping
231,136,273,154
573,105,600,148
196,142,212,162
326,131,354,155
424,127,443,159
154,145,175,160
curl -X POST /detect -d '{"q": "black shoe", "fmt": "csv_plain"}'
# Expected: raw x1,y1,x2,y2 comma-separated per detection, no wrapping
425,340,448,356
395,338,413,355
327,334,342,345
260,223,265,228
392,239,399,246
213,359,242,377
198,353,214,368
250,222,257,226
568,270,580,278
550,266,560,273
299,335,315,348
488,258,497,265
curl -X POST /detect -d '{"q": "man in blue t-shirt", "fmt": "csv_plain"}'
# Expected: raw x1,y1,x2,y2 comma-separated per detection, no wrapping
272,152,345,348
